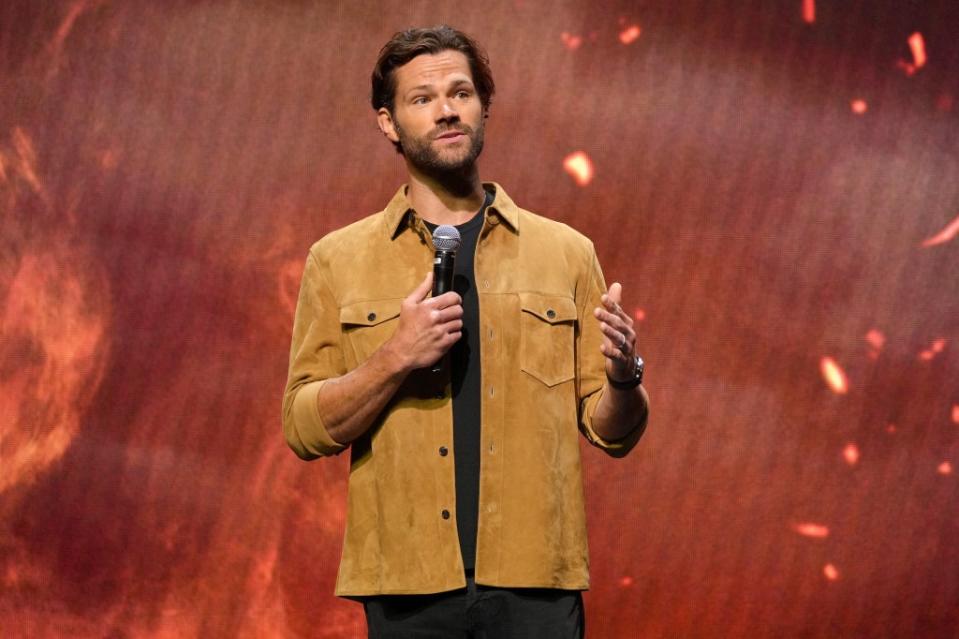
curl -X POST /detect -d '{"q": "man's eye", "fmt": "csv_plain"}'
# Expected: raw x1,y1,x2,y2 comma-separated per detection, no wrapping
456,91,471,99
412,96,429,105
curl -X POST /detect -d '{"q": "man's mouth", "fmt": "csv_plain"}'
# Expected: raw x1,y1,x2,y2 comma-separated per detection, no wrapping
435,130,467,141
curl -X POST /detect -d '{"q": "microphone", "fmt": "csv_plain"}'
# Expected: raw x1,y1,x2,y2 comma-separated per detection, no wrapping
432,225,461,295
431,225,461,374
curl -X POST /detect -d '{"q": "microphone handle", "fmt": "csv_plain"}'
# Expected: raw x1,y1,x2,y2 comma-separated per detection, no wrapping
431,249,456,374
432,249,455,296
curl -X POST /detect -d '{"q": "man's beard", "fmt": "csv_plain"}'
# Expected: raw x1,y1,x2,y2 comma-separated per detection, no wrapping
395,119,485,180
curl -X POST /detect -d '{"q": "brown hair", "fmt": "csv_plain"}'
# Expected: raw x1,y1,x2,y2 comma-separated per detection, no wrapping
371,25,495,114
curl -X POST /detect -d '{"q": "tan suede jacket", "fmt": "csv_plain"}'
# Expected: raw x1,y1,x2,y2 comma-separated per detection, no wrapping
282,183,645,596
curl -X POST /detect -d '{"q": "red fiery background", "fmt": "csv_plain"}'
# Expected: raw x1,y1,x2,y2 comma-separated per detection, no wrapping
2,1,958,637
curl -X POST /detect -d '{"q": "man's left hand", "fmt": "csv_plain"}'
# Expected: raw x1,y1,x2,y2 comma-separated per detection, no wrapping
593,282,637,383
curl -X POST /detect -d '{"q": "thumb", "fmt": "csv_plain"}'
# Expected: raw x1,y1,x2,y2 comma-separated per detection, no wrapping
407,271,433,303
608,282,623,305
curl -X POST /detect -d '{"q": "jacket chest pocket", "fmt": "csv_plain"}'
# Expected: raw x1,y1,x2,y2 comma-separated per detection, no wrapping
519,292,578,387
340,298,403,366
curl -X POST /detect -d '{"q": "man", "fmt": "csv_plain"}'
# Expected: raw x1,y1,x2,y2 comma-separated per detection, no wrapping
282,25,649,638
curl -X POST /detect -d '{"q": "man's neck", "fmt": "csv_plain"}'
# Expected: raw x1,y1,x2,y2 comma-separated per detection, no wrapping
406,164,486,226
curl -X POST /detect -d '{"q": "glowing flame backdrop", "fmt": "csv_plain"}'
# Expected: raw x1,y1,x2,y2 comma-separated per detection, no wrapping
2,1,958,637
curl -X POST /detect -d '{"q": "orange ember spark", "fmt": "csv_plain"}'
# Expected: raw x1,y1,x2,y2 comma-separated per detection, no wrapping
951,405,959,424
865,329,885,350
802,0,816,24
865,328,883,360
886,423,897,434
843,443,860,466
897,60,917,76
619,25,642,45
793,522,830,538
919,338,947,361
850,99,868,115
633,308,646,322
618,576,634,587
921,214,959,247
823,564,840,581
938,461,953,475
820,357,848,394
908,32,927,69
561,32,583,51
563,151,594,186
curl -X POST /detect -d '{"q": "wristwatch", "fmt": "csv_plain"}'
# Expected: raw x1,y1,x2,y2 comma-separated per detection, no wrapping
607,355,644,390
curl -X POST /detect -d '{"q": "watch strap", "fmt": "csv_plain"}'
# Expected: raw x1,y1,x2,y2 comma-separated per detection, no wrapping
607,355,644,390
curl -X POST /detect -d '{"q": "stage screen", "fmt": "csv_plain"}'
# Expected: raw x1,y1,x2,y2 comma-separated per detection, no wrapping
2,1,957,636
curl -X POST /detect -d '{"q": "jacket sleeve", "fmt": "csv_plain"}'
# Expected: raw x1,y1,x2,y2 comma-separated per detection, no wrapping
575,243,646,458
281,247,349,460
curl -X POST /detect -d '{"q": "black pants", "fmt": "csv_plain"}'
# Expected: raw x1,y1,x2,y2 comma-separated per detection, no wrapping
363,575,585,638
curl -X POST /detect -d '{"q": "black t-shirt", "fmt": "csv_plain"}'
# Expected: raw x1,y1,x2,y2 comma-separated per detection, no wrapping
425,188,492,572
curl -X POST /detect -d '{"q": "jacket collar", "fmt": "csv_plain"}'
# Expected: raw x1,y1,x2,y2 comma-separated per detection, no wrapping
383,182,520,239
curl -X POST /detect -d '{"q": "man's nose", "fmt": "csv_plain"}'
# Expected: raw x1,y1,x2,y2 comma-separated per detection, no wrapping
436,99,459,121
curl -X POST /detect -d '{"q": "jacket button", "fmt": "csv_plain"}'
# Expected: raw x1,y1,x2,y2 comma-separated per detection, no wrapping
367,312,376,322
441,509,451,520
439,446,448,457
546,309,556,319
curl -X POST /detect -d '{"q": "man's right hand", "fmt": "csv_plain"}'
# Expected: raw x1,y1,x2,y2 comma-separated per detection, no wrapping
312,272,462,447
384,272,463,373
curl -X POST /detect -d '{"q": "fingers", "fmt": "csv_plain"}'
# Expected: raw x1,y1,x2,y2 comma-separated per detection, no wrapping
595,281,635,362
441,320,463,339
432,304,463,324
423,291,462,341
597,321,631,359
429,290,462,310
597,282,631,330
593,305,629,325
429,318,463,358
593,307,633,342
599,338,630,362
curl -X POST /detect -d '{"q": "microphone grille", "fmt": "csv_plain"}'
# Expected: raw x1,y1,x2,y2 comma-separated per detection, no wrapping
432,225,461,251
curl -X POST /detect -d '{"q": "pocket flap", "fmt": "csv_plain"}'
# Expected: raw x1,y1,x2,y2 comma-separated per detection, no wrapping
519,292,577,324
339,298,403,327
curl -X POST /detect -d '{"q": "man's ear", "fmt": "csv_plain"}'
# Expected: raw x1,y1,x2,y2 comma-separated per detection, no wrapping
377,108,400,143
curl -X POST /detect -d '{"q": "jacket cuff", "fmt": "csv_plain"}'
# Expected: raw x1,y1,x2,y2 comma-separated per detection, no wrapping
580,386,644,458
292,380,349,457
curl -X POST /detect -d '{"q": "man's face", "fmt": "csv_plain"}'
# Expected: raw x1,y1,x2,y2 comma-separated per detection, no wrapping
378,50,485,174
